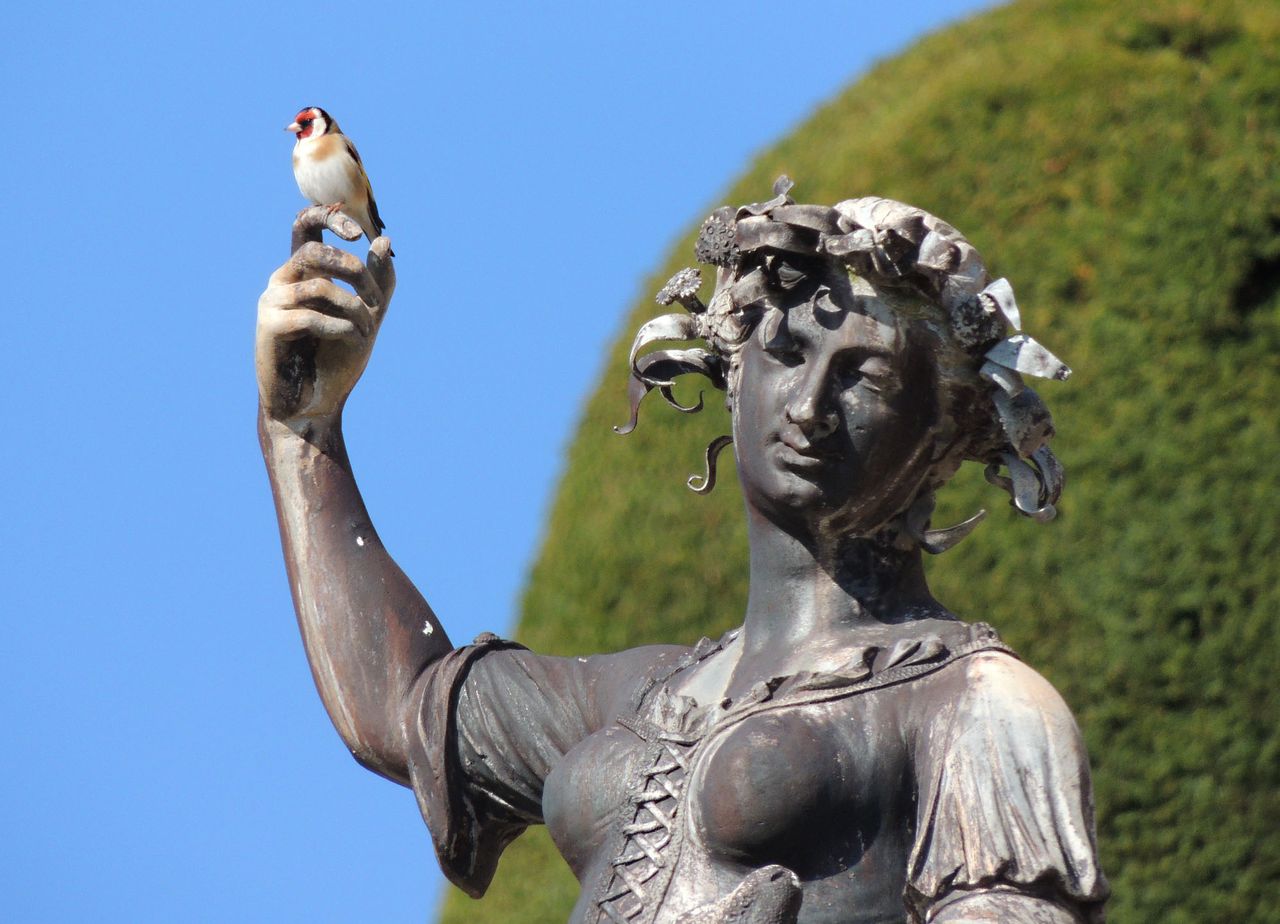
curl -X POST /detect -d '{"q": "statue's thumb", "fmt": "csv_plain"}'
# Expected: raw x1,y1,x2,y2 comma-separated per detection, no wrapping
368,241,396,307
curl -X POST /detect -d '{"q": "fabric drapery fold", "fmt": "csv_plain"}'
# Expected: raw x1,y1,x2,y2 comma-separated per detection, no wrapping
907,653,1109,923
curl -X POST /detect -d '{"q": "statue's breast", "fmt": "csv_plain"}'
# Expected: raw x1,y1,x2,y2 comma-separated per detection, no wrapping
689,697,912,880
543,723,651,879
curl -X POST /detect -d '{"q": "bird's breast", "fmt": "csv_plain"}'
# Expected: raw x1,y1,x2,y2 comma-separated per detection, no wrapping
293,142,359,206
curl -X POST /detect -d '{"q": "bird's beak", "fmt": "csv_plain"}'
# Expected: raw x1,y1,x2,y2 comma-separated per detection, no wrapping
285,122,302,133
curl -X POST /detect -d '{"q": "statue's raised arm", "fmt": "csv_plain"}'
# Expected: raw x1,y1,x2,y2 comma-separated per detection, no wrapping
255,207,447,784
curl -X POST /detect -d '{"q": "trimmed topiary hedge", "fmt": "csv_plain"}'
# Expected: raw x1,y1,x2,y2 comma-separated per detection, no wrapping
441,1,1280,920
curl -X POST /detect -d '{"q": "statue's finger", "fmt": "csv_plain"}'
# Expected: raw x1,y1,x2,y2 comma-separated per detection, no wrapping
262,305,361,342
282,279,375,337
277,242,383,307
291,205,363,255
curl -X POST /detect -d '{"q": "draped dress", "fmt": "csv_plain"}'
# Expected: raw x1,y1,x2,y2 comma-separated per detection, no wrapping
404,620,1108,923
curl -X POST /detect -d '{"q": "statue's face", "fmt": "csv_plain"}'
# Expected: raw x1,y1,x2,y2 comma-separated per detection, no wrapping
732,270,943,538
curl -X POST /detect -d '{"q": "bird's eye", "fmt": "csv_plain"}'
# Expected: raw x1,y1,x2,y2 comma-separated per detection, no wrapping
300,119,313,127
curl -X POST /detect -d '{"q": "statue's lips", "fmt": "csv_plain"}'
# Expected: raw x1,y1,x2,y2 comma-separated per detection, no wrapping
777,437,836,469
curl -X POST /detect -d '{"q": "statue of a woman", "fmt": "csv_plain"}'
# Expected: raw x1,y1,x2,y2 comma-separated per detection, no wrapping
255,179,1108,923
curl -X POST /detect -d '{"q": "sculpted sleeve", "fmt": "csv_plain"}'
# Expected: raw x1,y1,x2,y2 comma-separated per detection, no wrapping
906,652,1110,923
403,636,685,898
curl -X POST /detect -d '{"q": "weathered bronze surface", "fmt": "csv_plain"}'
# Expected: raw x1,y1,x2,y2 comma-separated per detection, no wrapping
256,186,1107,923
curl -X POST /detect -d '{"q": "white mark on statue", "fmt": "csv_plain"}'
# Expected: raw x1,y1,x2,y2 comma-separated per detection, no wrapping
423,622,434,636
356,535,365,547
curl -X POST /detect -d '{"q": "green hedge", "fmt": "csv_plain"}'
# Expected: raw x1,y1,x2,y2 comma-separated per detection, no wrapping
441,1,1280,920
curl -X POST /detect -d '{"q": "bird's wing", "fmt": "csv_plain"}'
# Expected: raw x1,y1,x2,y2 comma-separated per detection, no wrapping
366,184,387,236
342,134,365,169
367,198,387,235
344,136,387,235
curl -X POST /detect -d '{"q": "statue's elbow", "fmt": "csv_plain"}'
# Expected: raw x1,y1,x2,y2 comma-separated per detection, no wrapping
348,740,411,787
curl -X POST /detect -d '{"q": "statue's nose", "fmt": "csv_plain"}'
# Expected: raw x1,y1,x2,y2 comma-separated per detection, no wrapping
785,389,838,441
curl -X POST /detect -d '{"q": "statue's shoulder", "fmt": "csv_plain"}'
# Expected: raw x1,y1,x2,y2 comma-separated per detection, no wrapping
922,637,1086,756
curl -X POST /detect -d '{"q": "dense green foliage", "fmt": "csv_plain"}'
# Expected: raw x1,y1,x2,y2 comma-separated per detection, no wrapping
441,2,1280,921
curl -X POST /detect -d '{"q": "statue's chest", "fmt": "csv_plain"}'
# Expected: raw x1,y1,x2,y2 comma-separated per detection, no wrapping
543,626,1004,924
545,689,912,924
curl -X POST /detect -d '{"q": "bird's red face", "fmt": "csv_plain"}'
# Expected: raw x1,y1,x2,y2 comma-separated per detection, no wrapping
285,108,326,139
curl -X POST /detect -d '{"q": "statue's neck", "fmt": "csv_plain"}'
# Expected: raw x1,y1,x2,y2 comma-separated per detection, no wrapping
739,506,944,659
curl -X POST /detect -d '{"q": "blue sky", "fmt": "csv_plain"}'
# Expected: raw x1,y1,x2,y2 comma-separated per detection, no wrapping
2,2,992,920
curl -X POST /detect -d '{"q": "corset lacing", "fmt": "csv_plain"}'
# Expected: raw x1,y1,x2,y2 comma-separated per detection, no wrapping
594,721,700,923
591,633,731,924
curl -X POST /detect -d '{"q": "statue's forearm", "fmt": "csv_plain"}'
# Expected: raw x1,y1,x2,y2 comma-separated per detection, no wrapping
259,408,451,785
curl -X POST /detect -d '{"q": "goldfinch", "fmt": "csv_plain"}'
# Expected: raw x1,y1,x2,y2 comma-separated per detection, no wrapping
286,106,391,253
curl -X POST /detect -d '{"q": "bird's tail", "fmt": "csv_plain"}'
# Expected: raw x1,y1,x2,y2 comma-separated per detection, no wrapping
366,196,393,257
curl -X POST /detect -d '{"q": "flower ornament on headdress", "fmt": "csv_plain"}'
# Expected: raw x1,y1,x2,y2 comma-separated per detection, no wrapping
618,177,1071,541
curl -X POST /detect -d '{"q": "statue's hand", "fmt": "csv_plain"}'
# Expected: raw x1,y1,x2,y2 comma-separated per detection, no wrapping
675,865,802,924
256,206,396,423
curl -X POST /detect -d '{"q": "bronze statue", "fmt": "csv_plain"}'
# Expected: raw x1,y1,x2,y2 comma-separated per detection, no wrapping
255,179,1108,923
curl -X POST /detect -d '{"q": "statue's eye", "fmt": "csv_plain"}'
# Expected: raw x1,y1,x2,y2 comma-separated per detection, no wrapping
762,323,805,367
764,343,804,367
841,355,896,395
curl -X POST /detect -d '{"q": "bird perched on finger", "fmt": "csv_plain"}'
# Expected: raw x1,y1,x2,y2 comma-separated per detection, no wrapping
286,106,393,254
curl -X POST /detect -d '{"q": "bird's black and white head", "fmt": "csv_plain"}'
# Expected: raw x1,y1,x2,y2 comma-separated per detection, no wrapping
285,106,338,140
